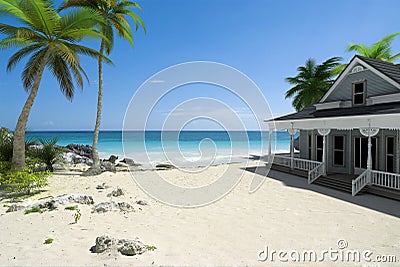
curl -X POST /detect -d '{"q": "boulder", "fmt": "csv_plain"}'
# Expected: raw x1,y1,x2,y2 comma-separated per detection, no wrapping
92,201,134,213
107,155,118,164
107,188,124,197
66,144,93,159
93,235,147,256
6,194,94,213
117,238,147,256
101,161,116,172
95,235,116,253
120,158,137,166
81,167,103,176
6,204,25,213
92,202,118,213
52,163,65,171
117,202,134,212
53,194,94,205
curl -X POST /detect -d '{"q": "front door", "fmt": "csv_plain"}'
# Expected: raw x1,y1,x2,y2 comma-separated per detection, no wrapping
354,137,377,174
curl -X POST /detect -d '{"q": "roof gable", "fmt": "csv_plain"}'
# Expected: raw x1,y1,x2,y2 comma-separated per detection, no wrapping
319,56,400,102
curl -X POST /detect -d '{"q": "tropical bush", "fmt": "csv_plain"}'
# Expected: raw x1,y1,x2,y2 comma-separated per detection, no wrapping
27,138,64,171
0,167,50,195
0,128,13,162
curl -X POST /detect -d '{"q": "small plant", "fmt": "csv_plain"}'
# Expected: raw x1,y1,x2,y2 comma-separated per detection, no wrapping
73,208,81,223
44,238,54,244
24,206,44,214
65,205,77,211
146,245,157,251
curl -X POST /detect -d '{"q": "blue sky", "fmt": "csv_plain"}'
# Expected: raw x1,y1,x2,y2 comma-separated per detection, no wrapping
1,0,400,130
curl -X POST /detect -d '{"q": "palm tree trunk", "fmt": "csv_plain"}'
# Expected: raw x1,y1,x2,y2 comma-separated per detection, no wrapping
12,50,51,170
91,40,105,168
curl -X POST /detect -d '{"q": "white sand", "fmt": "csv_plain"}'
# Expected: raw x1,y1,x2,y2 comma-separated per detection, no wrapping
0,162,399,266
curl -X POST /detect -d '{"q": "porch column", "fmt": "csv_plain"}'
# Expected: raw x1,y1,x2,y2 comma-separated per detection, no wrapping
397,130,400,174
360,125,379,183
287,124,298,170
318,129,331,176
267,130,272,163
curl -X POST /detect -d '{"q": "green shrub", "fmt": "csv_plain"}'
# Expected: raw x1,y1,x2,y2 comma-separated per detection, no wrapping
0,128,13,162
65,205,77,210
1,167,50,195
24,206,44,214
44,238,54,244
27,138,63,171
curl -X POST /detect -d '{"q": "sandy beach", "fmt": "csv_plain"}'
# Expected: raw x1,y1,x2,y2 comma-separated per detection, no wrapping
0,162,399,266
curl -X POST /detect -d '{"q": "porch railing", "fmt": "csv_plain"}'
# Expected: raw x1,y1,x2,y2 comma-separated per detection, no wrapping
273,155,324,183
352,170,369,196
370,170,400,190
352,169,400,196
308,162,325,184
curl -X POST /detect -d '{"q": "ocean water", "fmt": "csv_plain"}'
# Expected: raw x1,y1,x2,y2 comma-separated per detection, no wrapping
25,131,293,167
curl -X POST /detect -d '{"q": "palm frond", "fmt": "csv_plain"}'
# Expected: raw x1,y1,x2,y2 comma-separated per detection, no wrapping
19,0,58,36
21,47,48,90
7,43,43,71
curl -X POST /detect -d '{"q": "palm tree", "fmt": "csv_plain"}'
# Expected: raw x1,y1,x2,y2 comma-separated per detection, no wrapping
0,0,111,170
285,57,342,111
333,32,400,75
59,0,146,174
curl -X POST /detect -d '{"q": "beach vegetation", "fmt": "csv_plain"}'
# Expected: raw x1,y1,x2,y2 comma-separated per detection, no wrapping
44,238,54,244
59,0,146,174
73,208,81,223
285,57,341,111
146,245,157,251
0,167,50,195
0,128,13,162
24,206,44,214
0,0,112,170
65,205,78,210
27,138,64,171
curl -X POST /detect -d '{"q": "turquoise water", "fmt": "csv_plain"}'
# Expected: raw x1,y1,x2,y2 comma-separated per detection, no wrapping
26,131,293,167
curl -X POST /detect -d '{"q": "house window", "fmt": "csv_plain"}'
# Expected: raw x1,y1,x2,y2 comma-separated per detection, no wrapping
353,81,366,105
351,66,364,73
308,135,312,160
386,137,395,173
333,136,345,166
316,135,323,162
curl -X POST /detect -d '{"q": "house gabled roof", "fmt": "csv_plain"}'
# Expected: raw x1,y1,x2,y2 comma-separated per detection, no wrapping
320,55,400,102
267,56,400,130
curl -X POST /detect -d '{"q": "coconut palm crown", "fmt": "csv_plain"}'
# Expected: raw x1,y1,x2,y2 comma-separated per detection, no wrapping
0,0,112,169
285,57,342,112
60,0,146,173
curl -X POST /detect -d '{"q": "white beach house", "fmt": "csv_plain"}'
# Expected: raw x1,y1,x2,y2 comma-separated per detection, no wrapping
267,55,400,200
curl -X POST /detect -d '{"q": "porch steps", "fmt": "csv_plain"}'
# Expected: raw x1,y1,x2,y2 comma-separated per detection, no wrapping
313,176,354,194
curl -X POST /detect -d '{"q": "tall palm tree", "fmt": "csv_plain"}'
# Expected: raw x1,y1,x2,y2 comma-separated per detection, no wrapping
285,57,341,111
333,32,400,75
0,0,111,170
60,0,145,174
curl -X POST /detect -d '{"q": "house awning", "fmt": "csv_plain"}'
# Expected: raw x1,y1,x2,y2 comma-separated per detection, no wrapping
267,112,400,130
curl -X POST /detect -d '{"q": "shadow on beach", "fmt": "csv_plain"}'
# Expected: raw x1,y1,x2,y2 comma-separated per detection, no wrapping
243,165,400,218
